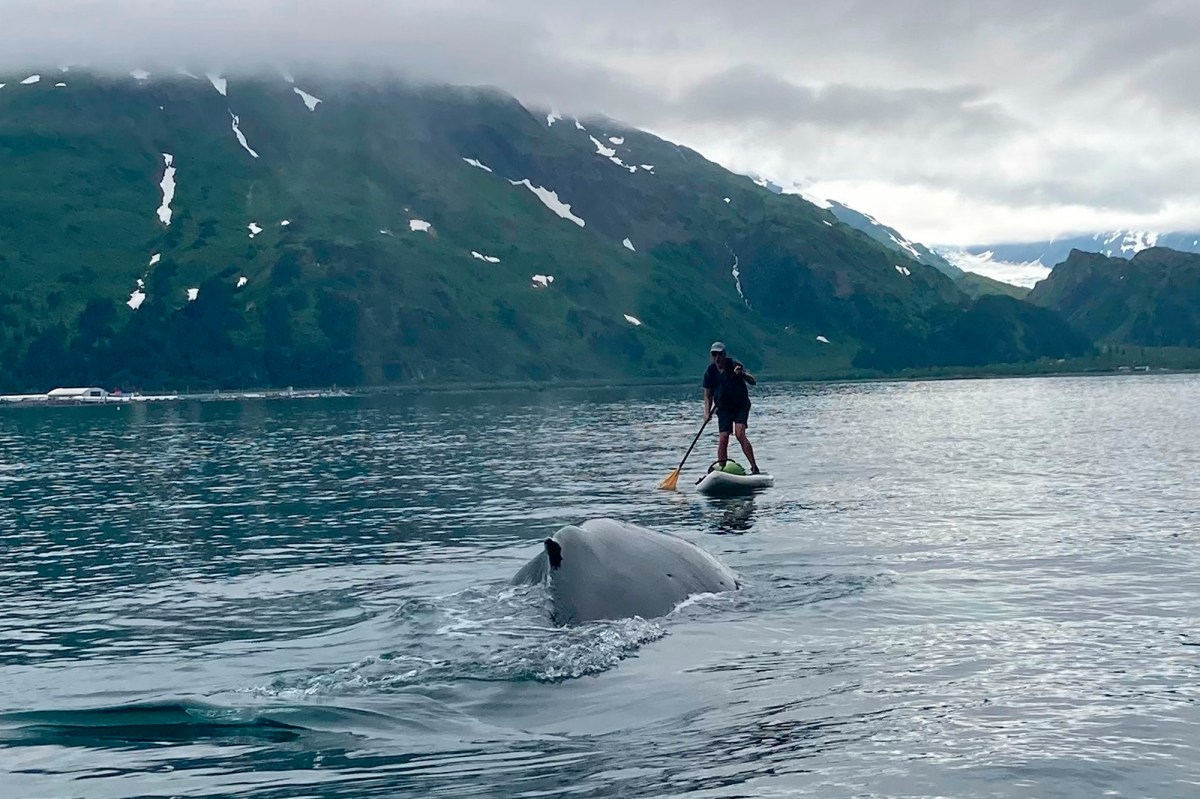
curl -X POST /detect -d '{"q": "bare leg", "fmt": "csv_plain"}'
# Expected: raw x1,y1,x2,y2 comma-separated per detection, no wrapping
717,431,730,466
734,423,758,472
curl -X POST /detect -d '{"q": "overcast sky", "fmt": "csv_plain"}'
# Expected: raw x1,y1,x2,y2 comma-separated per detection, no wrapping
4,0,1200,245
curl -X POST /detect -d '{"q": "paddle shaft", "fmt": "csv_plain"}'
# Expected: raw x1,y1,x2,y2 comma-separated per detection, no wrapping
673,416,710,474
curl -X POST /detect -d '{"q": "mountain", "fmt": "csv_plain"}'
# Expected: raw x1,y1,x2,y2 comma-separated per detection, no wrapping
1027,247,1200,347
0,67,1088,392
954,230,1200,270
956,272,1030,301
824,201,964,279
743,176,963,279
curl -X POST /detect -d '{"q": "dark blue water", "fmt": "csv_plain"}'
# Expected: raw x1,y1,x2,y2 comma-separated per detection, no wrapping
1,376,1197,798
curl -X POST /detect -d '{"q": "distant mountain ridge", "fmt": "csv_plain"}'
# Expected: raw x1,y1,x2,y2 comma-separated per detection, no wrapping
957,230,1200,269
1027,247,1200,347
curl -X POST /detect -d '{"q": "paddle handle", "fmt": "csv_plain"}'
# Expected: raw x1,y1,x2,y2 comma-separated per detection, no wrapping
674,416,710,473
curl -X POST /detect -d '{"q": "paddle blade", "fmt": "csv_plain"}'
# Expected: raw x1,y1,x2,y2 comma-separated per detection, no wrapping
658,469,681,491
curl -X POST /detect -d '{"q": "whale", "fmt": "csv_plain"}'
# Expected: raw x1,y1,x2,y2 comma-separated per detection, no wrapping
511,518,740,625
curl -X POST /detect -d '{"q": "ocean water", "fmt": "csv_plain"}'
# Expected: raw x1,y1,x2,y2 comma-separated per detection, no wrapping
1,375,1197,798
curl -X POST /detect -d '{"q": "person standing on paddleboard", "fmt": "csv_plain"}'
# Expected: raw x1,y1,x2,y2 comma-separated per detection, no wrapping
702,341,761,474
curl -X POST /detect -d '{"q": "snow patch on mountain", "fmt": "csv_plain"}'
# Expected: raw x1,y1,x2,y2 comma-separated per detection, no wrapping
186,288,199,302
816,335,830,344
127,289,146,310
531,274,555,288
1101,229,1159,255
624,314,642,326
21,75,40,85
156,153,176,225
588,136,637,172
248,222,263,238
410,219,432,233
546,111,561,126
509,179,586,227
608,136,624,145
623,238,636,252
130,70,150,81
55,82,66,88
471,251,500,263
730,250,750,308
293,87,322,111
149,253,161,266
229,113,259,158
237,276,248,288
206,73,227,96
895,265,911,276
462,157,493,172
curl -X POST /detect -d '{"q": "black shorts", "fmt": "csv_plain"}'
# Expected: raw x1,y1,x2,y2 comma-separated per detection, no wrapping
716,402,750,434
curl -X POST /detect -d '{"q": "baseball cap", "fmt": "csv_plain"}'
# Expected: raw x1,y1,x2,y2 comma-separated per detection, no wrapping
710,341,726,353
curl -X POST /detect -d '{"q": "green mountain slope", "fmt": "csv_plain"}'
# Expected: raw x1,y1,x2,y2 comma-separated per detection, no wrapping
956,272,1031,300
1027,247,1200,347
0,69,1087,391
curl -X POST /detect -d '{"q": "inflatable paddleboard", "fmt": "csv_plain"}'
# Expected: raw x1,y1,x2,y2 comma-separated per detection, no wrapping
695,470,774,496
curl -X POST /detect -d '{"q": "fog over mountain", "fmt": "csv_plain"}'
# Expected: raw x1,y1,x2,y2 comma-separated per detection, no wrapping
6,0,1200,246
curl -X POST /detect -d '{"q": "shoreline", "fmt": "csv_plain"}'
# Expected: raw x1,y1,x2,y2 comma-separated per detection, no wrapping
3,363,1197,409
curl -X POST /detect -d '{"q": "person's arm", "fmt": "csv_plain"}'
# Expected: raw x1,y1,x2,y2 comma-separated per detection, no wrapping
703,387,713,420
734,362,757,385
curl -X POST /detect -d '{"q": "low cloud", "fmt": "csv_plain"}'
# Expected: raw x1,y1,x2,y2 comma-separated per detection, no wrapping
4,0,1200,245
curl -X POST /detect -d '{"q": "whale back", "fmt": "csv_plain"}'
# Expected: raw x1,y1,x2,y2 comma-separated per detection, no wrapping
512,518,738,625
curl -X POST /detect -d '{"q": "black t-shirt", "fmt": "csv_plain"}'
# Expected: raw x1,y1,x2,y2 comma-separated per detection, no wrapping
703,359,750,410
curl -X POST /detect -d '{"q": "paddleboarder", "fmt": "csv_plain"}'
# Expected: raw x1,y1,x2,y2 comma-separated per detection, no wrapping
702,341,760,474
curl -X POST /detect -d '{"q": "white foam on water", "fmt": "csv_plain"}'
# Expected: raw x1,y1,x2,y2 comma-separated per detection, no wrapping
126,290,146,310
130,69,150,81
280,220,290,226
186,288,199,301
509,179,585,227
816,335,830,344
462,157,493,173
148,253,161,266
229,113,259,158
248,222,263,237
624,314,642,326
410,219,432,233
623,238,636,252
237,276,248,288
206,73,227,96
531,274,555,288
156,153,176,225
608,136,624,145
21,75,40,85
471,251,500,263
293,87,322,111
894,265,912,276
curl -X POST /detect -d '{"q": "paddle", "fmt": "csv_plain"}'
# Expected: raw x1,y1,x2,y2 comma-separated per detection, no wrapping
658,416,710,490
